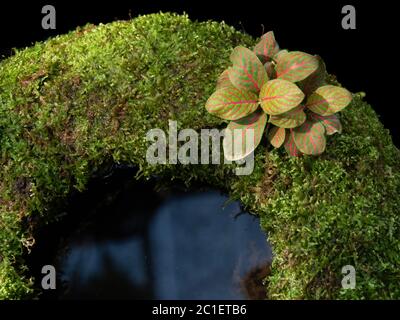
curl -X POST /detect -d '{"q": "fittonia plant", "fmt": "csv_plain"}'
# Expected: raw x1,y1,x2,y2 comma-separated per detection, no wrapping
205,31,352,160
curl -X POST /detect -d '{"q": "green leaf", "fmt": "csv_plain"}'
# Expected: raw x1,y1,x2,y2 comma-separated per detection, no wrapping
293,119,326,155
273,49,288,63
306,85,352,116
269,105,306,128
205,86,259,120
260,79,305,115
254,31,280,63
216,69,232,90
268,126,286,148
229,46,268,93
297,56,326,95
309,112,342,135
284,129,302,156
276,51,319,82
223,110,267,161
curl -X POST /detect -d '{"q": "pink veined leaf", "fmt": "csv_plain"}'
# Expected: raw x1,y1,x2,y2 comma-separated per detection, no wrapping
269,105,306,128
306,85,352,116
216,69,232,90
284,129,302,156
253,31,280,63
229,46,268,93
223,110,267,161
268,126,286,148
259,79,305,115
275,51,319,82
297,56,327,96
309,112,342,135
273,50,289,63
293,118,326,155
205,85,259,120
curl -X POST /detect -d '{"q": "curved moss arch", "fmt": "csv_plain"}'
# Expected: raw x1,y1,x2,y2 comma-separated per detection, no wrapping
0,13,399,299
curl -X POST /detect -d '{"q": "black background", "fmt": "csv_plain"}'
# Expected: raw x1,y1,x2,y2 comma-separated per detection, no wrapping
0,1,398,145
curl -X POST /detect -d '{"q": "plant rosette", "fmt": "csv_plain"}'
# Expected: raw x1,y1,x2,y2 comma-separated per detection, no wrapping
205,31,352,160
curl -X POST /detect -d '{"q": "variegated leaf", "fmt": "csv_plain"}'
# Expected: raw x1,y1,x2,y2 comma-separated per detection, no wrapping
276,51,319,82
273,49,288,63
205,86,259,120
260,79,305,115
269,105,306,128
268,126,286,148
306,85,352,116
216,69,232,90
309,112,342,135
223,110,267,161
284,129,302,156
293,119,326,155
229,46,268,93
297,56,326,95
254,31,280,63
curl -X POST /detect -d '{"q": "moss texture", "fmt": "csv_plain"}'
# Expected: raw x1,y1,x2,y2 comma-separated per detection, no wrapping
0,13,399,299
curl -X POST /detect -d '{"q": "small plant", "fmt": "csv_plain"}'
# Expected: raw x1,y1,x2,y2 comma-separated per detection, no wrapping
205,31,352,160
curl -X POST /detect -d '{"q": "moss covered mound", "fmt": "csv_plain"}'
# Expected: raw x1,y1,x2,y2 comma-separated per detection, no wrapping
0,13,399,300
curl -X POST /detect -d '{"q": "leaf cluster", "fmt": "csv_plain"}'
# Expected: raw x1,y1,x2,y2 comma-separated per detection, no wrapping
206,32,352,159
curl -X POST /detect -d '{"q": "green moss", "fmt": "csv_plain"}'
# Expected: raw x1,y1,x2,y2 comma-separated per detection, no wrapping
0,12,399,299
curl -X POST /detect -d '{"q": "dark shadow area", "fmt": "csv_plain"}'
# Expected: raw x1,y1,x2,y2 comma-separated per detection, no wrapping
25,166,272,300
